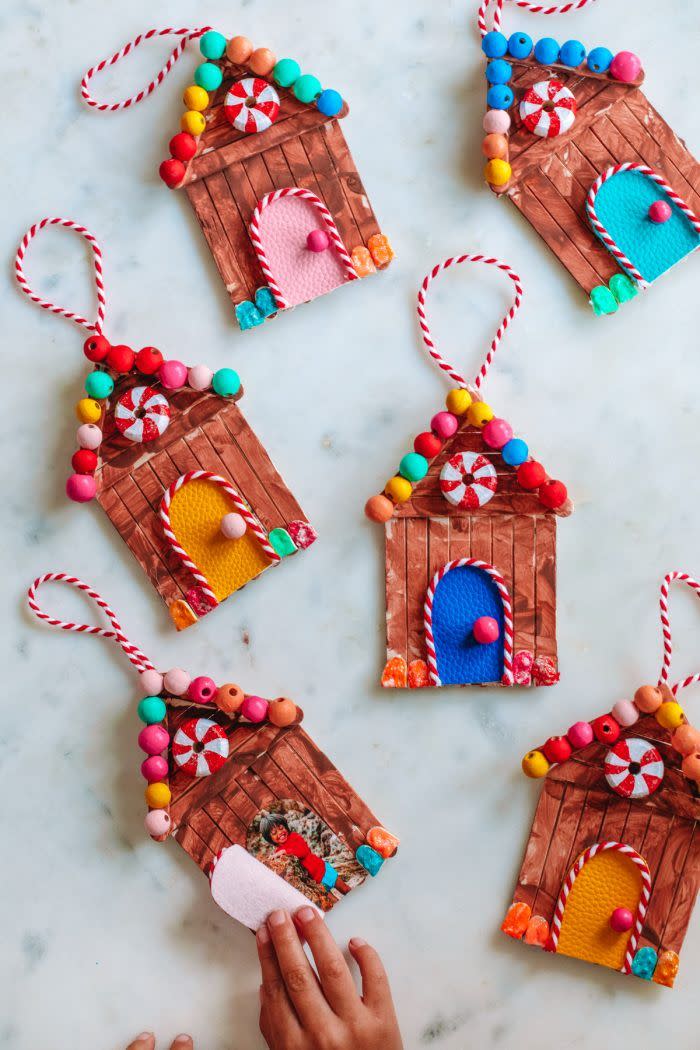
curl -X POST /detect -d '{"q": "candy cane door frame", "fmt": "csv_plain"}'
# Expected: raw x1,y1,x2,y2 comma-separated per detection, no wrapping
426,563,507,686
250,189,357,309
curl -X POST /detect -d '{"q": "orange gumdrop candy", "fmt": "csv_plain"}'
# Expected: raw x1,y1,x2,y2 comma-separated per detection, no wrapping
169,599,197,630
352,245,376,277
501,901,532,939
381,657,407,689
368,233,394,269
367,826,400,859
524,915,550,947
653,950,680,987
408,659,430,688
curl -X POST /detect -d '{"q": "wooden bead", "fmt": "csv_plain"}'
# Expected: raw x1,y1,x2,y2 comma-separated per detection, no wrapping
216,683,245,714
241,695,269,722
76,398,102,424
681,752,700,780
66,473,97,502
138,724,169,755
85,370,114,400
445,388,472,415
76,423,102,450
294,74,322,104
484,158,512,187
163,667,190,696
482,133,508,159
268,698,298,727
430,411,459,439
656,701,684,730
169,132,197,162
183,85,209,111
135,346,163,375
466,401,494,428
672,723,700,755
384,476,413,504
517,460,545,490
591,714,620,744
83,334,110,362
141,755,168,782
634,684,663,713
159,158,185,188
226,35,253,64
140,669,163,695
611,699,639,727
181,110,206,136
249,48,276,76
145,810,171,837
106,344,135,373
187,676,217,704
145,782,171,808
539,480,568,510
364,494,394,523
414,432,442,458
567,721,593,749
71,448,97,474
137,696,167,724
522,750,549,778
159,360,188,389
542,736,572,764
188,364,213,391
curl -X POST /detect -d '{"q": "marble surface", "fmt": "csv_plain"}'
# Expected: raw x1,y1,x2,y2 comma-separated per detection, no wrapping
2,0,700,1047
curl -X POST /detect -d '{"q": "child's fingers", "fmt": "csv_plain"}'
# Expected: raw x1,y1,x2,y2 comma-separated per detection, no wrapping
348,939,393,1012
126,1035,155,1050
256,923,301,1039
294,907,358,1017
266,910,333,1029
169,1038,194,1049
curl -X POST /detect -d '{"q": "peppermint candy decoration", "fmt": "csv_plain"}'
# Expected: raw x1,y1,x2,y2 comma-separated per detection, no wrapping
439,451,498,509
604,737,665,799
224,77,280,134
520,78,577,138
172,718,229,778
114,386,170,443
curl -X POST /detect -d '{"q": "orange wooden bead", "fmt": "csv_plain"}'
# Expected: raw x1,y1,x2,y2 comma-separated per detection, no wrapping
216,683,245,714
634,684,663,713
249,47,276,76
501,901,531,939
672,723,700,755
226,35,253,64
482,133,508,159
367,826,400,859
681,751,700,780
365,494,394,523
268,697,298,727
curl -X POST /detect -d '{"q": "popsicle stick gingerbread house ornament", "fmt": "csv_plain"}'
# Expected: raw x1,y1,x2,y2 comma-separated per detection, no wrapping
477,0,700,315
15,218,315,631
27,574,398,929
81,27,394,331
503,572,700,987
365,255,572,690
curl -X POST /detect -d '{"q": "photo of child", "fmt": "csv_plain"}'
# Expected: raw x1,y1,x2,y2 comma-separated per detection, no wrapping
247,800,366,911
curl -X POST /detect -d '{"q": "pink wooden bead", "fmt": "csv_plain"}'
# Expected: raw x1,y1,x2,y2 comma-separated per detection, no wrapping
188,364,213,390
66,473,97,502
611,699,639,727
141,755,169,782
241,695,269,723
483,109,511,134
163,667,191,696
307,229,330,252
610,907,634,932
220,512,247,539
140,669,164,696
158,360,188,390
648,200,672,224
473,615,500,644
567,721,594,749
76,423,102,449
430,412,459,439
188,675,217,704
610,51,642,83
138,723,170,755
145,809,172,837
482,417,513,450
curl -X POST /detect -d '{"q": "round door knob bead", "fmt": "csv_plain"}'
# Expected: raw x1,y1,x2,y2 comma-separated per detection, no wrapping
610,907,634,932
307,229,330,252
649,200,672,224
473,616,500,644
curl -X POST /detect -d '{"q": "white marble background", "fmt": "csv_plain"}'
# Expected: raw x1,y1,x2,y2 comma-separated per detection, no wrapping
2,0,700,1047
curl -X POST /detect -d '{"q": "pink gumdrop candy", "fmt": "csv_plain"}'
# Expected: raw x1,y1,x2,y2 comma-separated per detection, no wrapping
473,616,500,644
141,755,169,782
431,412,459,439
567,721,594,749
138,723,170,755
610,51,642,83
145,809,172,837
611,699,639,727
241,695,269,723
482,417,513,450
648,200,672,224
483,109,511,134
306,229,330,252
66,473,97,502
610,907,634,932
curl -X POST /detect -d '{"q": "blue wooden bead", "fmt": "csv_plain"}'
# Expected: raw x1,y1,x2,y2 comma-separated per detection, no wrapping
482,31,508,58
486,59,512,84
559,39,586,67
199,31,227,60
194,62,223,92
137,695,167,725
507,31,533,59
399,452,428,483
356,845,384,876
486,84,514,110
502,438,529,467
587,46,614,73
85,371,114,400
534,37,560,64
316,88,343,117
212,367,241,397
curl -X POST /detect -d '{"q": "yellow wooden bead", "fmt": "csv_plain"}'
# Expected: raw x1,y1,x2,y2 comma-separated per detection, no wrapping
466,401,494,427
183,85,209,112
385,475,413,504
656,701,685,730
181,110,206,135
446,388,472,415
145,782,172,809
76,398,102,424
522,750,550,778
484,158,512,187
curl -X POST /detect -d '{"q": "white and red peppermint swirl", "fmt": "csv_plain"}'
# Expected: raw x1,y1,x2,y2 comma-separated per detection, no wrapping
172,717,229,778
114,385,170,442
520,79,577,138
224,77,280,134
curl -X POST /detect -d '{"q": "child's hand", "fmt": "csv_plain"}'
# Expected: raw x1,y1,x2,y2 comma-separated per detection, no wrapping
257,907,402,1050
126,1035,192,1049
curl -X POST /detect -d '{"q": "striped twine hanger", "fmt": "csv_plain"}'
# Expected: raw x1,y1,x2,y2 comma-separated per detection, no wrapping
27,573,155,674
416,253,523,391
658,572,700,696
14,217,107,334
477,0,599,37
80,27,211,111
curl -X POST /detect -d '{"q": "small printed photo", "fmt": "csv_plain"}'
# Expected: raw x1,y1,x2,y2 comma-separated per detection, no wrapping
247,799,367,911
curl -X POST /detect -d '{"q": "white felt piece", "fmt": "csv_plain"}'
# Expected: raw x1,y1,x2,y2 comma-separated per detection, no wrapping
210,845,323,931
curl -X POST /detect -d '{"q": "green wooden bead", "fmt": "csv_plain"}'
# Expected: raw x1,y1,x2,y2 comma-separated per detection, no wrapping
269,528,297,558
138,696,167,724
273,58,301,88
199,30,227,60
85,371,114,400
399,452,429,483
294,74,322,104
212,367,241,397
194,62,224,92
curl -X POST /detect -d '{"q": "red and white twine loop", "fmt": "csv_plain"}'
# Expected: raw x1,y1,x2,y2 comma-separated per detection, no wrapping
14,217,107,334
416,254,523,391
27,573,155,673
658,572,700,696
477,0,599,37
81,27,210,112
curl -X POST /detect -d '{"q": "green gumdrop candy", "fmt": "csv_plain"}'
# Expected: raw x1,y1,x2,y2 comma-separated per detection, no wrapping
590,285,619,316
269,528,297,558
609,273,639,304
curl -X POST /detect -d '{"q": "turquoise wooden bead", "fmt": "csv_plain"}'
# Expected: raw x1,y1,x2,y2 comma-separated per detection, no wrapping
85,371,114,400
212,367,241,397
273,58,301,88
294,74,322,104
137,695,167,725
195,62,223,92
399,452,429,483
199,31,227,60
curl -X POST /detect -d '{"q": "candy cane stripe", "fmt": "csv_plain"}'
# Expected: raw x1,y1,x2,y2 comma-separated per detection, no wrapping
249,188,358,309
423,558,514,686
160,471,281,604
478,0,598,37
658,571,700,696
549,842,651,974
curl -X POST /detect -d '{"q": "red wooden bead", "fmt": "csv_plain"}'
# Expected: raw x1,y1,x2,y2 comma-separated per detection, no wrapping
136,346,164,375
169,132,197,162
517,460,546,490
83,334,110,362
590,714,620,744
159,158,186,188
539,479,568,509
414,431,443,459
106,344,135,373
71,448,98,474
542,735,572,764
